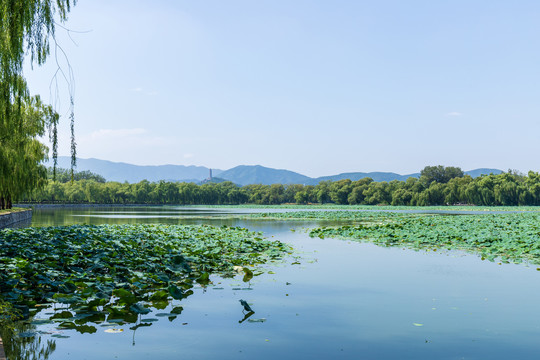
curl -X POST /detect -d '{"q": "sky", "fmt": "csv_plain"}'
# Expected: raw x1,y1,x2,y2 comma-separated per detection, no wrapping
24,0,540,177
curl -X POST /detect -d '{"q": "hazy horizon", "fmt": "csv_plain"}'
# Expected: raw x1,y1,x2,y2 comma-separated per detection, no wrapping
25,1,540,178
49,156,508,179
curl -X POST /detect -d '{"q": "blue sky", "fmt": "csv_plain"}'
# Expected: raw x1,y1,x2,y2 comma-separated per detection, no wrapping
25,0,540,177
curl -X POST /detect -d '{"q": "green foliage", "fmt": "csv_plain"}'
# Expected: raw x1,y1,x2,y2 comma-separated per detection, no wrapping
1,0,77,209
18,169,540,207
309,212,540,265
0,224,290,333
47,167,106,183
0,297,20,331
0,95,55,209
420,165,464,186
252,210,411,221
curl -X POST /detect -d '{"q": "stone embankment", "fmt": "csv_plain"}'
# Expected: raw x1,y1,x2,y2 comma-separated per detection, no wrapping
16,203,147,209
0,337,5,360
0,209,32,229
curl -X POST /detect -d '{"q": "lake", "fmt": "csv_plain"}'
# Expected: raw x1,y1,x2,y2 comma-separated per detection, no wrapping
7,206,540,359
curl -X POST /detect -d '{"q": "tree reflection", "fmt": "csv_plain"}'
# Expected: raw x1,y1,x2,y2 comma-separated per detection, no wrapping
1,321,56,360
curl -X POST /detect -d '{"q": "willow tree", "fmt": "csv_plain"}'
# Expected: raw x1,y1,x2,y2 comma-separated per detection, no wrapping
0,0,76,208
0,94,55,209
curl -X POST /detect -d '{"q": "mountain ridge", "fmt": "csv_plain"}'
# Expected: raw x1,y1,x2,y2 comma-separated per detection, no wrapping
46,157,503,185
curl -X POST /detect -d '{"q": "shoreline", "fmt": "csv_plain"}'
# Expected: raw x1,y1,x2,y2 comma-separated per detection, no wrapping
0,209,32,229
0,337,5,360
15,203,169,209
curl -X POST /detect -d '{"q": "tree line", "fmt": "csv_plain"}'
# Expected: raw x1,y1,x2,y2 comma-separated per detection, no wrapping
18,166,540,206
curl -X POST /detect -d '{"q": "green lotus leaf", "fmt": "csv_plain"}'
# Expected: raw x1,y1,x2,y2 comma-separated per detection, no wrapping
170,306,183,315
130,303,151,315
168,285,184,300
141,318,159,322
197,272,210,285
74,325,98,334
129,323,152,330
150,290,169,301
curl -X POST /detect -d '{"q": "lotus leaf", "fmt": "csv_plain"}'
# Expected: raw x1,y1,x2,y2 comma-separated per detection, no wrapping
129,303,151,315
0,223,290,335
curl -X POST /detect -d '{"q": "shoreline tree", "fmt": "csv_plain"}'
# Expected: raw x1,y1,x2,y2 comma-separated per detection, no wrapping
0,95,56,209
0,0,77,209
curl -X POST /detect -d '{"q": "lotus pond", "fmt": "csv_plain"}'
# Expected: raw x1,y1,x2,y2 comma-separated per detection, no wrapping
3,206,540,359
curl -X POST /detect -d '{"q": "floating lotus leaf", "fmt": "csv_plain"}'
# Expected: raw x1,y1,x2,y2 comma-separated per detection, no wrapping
168,285,184,300
309,212,540,266
113,288,137,305
50,311,73,320
129,303,151,315
130,323,152,330
0,224,290,334
170,306,183,315
149,290,169,301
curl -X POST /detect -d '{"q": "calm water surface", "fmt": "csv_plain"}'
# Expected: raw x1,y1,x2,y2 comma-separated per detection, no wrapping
10,206,540,359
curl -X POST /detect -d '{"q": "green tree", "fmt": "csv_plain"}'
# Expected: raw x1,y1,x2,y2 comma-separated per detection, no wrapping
444,176,472,205
391,188,413,205
315,181,331,204
423,182,446,205
420,165,464,186
347,178,373,205
329,179,352,204
363,182,391,205
0,96,53,209
267,184,285,205
1,1,77,207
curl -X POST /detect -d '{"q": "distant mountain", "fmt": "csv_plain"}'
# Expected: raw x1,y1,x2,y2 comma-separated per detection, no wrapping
304,168,502,185
219,165,311,186
306,171,420,185
46,157,222,183
464,168,503,177
45,157,504,185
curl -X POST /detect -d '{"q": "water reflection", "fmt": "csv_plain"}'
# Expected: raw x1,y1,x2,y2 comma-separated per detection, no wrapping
238,311,255,324
1,321,56,360
6,207,540,359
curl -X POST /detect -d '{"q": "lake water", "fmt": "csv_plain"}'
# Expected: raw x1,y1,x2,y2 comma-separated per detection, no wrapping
8,206,540,359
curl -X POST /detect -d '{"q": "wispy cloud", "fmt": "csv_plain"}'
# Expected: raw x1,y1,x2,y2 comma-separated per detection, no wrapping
130,87,143,92
445,112,463,117
183,153,194,159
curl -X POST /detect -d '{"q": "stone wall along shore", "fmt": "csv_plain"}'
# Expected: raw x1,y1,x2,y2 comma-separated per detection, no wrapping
0,209,32,229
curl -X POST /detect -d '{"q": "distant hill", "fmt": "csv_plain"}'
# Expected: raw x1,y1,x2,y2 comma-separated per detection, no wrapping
46,157,222,183
219,165,311,186
464,168,503,177
45,157,504,185
305,168,503,185
306,171,420,185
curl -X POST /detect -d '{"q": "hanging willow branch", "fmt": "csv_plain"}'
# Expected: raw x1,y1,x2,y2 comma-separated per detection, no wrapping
0,0,77,207
70,96,76,181
47,106,59,180
49,31,77,180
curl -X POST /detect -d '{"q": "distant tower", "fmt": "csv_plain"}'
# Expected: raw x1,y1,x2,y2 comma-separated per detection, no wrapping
208,168,213,181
